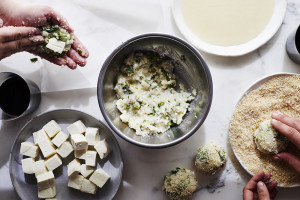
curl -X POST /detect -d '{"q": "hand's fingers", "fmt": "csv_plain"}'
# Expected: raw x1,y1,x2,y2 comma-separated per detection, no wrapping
257,182,271,200
271,118,300,148
71,34,89,58
266,180,277,191
243,171,266,200
2,35,44,52
28,50,77,70
269,187,279,199
0,27,40,43
44,8,73,33
0,18,3,28
67,48,86,67
245,171,266,190
2,45,37,59
262,172,271,183
272,112,300,132
274,152,300,173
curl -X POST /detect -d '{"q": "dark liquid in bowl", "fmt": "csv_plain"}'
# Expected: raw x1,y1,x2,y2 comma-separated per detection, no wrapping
295,27,300,53
0,76,30,116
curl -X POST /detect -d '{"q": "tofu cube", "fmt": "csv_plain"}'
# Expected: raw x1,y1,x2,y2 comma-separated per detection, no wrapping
34,160,48,177
51,131,68,148
56,141,73,158
46,38,65,54
85,127,99,146
68,174,84,190
74,149,87,158
71,134,88,150
45,154,62,171
20,142,39,158
33,129,49,145
38,138,56,158
43,120,61,138
21,158,35,174
67,159,81,177
89,168,110,188
79,151,97,167
36,171,55,191
38,186,56,199
94,139,111,159
67,120,86,135
80,164,95,178
80,178,98,194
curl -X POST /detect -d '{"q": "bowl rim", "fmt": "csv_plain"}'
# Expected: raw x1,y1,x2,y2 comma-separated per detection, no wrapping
97,33,213,148
9,108,124,199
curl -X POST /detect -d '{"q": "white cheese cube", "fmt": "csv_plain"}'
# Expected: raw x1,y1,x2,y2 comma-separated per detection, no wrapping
67,159,81,177
46,38,65,54
71,134,88,150
79,151,97,167
38,186,56,199
80,178,98,194
34,160,48,177
36,171,55,191
74,149,87,158
38,138,56,158
20,142,39,158
94,139,111,159
45,154,62,171
89,168,110,188
56,141,73,158
43,120,61,138
33,129,49,145
21,158,35,174
85,127,99,146
51,131,68,148
67,120,87,135
80,164,94,178
68,174,84,190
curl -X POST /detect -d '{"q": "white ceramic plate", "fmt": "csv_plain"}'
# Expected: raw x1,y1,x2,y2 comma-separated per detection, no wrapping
172,0,287,56
10,109,123,199
229,73,300,187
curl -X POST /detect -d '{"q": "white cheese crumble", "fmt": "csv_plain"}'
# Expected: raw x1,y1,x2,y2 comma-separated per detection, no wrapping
114,52,195,136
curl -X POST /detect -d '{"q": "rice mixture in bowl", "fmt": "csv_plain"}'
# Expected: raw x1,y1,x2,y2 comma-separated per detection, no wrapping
114,52,195,136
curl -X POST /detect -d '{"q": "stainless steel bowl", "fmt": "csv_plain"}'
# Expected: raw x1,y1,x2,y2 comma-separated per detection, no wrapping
97,33,213,148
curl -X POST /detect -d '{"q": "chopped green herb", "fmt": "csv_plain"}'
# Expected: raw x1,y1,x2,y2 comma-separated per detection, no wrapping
30,58,38,63
122,85,132,94
77,47,83,55
158,102,165,108
161,67,170,81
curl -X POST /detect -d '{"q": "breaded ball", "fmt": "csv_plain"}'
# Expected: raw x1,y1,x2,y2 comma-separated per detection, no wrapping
162,167,197,200
194,142,227,174
254,120,289,154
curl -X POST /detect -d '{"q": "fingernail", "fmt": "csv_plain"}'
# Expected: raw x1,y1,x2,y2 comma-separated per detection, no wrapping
274,155,280,161
272,111,282,117
257,182,265,191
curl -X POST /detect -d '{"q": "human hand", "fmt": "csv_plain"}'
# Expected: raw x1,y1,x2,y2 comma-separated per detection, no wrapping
271,112,300,173
243,171,278,200
0,23,44,60
1,2,89,69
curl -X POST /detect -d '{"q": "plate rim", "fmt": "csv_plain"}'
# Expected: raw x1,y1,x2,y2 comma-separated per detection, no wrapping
172,0,287,56
9,108,124,199
229,72,300,188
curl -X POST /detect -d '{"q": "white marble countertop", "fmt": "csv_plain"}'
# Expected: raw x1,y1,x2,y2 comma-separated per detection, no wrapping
1,0,300,199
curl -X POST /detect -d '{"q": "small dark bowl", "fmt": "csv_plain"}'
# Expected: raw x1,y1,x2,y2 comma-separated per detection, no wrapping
97,33,213,148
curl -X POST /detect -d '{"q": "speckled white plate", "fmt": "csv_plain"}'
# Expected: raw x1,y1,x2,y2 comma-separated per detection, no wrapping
10,109,123,199
229,73,300,187
172,0,287,56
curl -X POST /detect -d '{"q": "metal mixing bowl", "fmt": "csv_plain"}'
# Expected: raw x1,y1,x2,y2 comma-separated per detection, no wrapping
97,33,213,148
